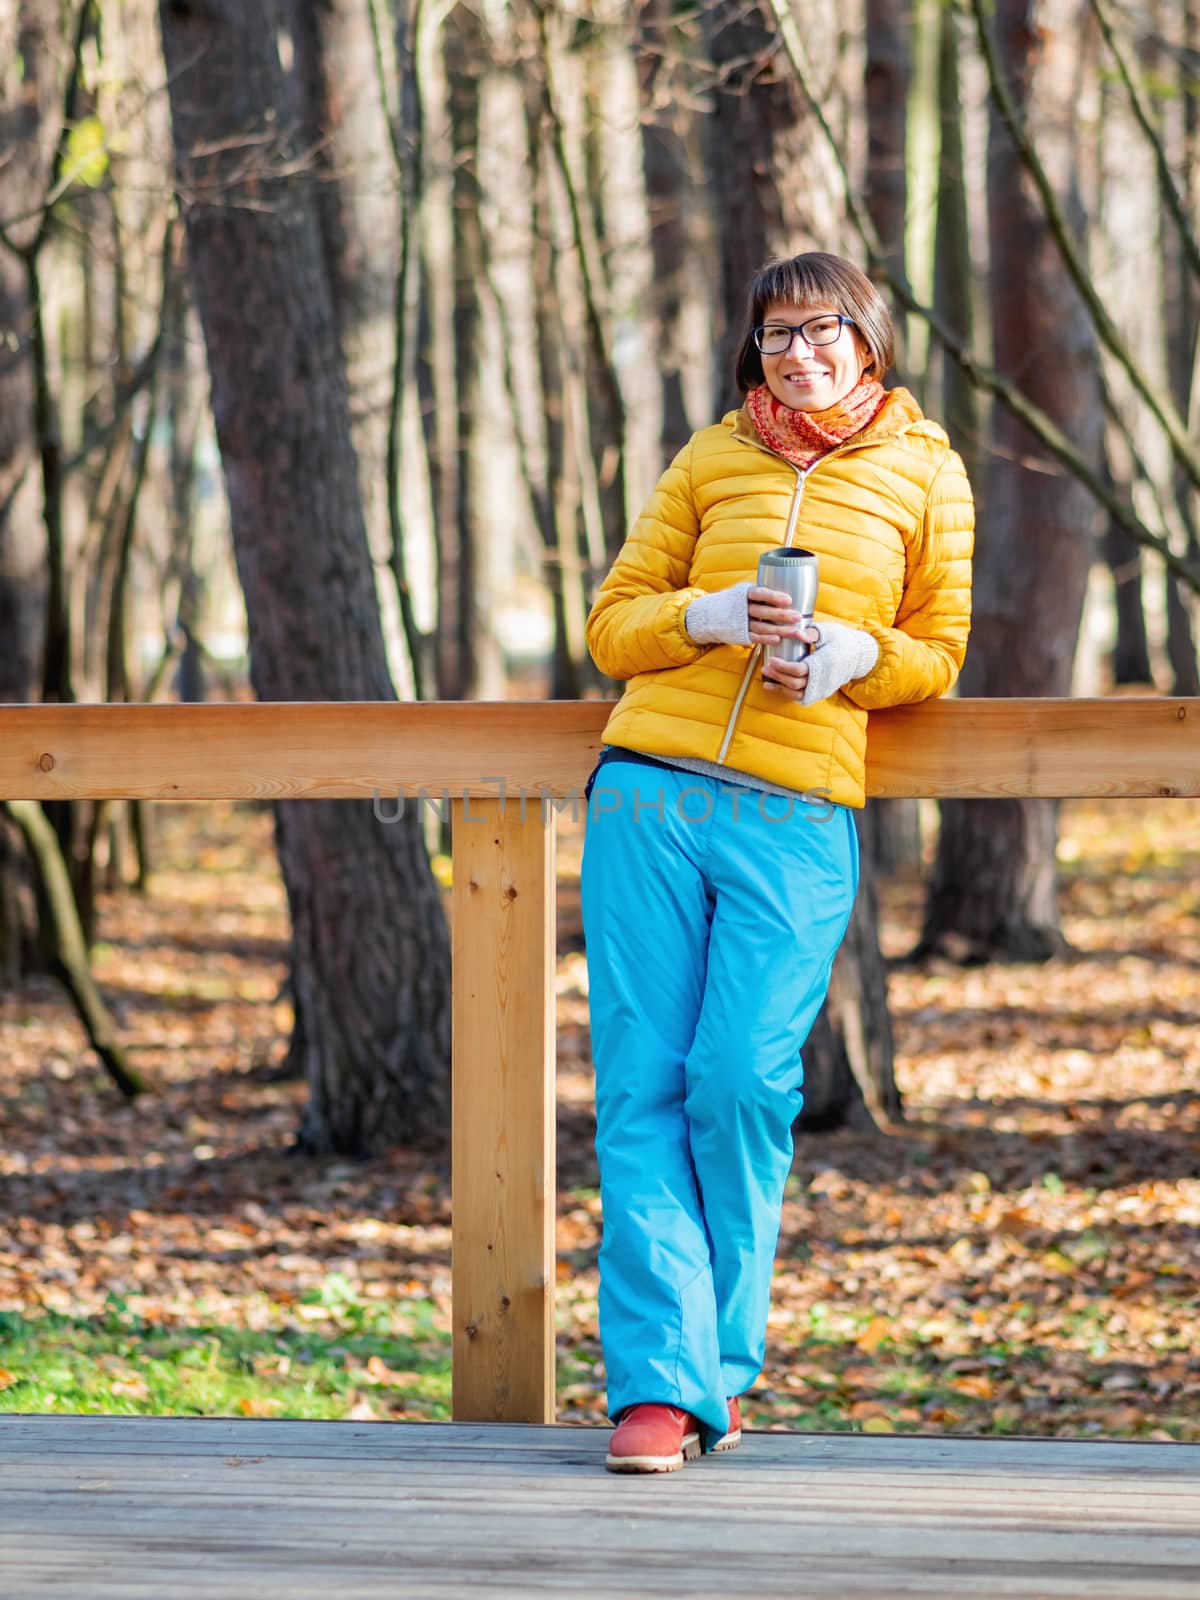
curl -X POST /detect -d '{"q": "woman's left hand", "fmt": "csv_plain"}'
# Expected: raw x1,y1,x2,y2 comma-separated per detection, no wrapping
762,627,820,700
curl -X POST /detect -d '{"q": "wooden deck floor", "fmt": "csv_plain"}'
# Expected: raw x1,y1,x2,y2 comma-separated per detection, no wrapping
2,1417,1198,1598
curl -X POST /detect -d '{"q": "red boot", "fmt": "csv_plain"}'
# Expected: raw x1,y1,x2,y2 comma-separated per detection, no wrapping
605,1404,701,1473
711,1395,742,1453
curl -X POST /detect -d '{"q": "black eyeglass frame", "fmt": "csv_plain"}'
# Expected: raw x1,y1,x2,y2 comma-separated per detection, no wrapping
752,314,856,354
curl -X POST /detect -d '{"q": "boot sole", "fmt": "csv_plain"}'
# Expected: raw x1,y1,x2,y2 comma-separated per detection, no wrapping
710,1428,742,1452
605,1434,701,1473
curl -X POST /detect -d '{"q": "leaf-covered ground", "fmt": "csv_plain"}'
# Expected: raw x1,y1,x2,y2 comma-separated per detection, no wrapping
1,797,1198,1439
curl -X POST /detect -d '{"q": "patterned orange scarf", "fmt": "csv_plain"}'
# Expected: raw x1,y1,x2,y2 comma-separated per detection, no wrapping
746,379,887,471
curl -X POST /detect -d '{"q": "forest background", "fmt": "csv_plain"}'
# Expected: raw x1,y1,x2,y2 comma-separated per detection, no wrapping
1,0,1198,1440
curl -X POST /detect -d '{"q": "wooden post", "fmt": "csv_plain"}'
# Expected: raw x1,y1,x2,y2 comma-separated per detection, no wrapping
450,793,556,1422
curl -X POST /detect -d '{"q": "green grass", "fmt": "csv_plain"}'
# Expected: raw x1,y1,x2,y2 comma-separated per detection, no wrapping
0,1283,452,1420
5,1277,1191,1438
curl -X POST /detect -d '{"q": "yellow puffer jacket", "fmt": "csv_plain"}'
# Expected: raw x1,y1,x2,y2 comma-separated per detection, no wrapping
585,389,974,809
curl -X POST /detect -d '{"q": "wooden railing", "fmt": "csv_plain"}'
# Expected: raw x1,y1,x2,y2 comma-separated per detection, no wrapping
1,698,1197,1424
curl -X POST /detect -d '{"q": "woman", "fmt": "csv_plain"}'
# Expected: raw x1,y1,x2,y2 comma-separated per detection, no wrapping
580,251,973,1473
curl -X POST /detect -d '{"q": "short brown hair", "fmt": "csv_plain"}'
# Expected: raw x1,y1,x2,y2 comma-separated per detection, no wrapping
733,252,895,394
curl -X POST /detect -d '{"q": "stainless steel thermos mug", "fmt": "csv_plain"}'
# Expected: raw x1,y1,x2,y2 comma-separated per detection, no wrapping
757,547,819,667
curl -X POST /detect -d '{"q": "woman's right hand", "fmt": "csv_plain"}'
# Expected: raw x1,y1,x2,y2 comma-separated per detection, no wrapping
747,587,804,645
686,582,806,649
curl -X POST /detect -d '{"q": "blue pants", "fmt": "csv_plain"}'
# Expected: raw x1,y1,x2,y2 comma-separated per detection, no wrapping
580,756,859,1448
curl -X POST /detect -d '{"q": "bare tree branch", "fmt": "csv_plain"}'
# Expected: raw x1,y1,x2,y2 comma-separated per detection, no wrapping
28,0,92,260
1088,0,1200,285
0,61,179,242
766,0,1200,592
530,0,626,438
4,798,143,1099
0,4,91,259
369,0,430,700
967,0,1200,493
60,331,164,477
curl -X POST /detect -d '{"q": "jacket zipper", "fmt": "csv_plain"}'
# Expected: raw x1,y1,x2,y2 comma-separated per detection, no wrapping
714,459,808,765
711,423,891,765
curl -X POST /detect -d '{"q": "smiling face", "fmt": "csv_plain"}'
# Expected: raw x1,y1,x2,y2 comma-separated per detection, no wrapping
759,300,871,412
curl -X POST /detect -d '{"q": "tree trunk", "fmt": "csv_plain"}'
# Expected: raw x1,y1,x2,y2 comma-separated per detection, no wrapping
1102,453,1154,686
1165,561,1200,694
920,0,1103,964
638,69,692,458
286,0,416,699
1094,1,1188,694
525,15,615,687
159,0,451,1154
0,231,43,978
447,2,503,699
590,0,661,521
536,3,629,569
934,0,983,496
0,248,47,713
1105,522,1153,685
701,1,816,407
162,219,208,706
0,0,59,987
639,0,719,459
797,814,902,1131
864,0,922,878
1162,0,1200,696
5,799,143,1098
415,10,470,701
864,0,910,287
528,78,600,699
389,0,437,703
477,0,582,699
703,2,849,409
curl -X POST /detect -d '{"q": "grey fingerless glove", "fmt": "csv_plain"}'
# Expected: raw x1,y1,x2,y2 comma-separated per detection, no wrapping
801,621,880,705
684,581,753,646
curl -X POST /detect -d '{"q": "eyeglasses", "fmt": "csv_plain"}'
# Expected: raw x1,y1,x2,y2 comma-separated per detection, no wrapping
753,314,854,355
